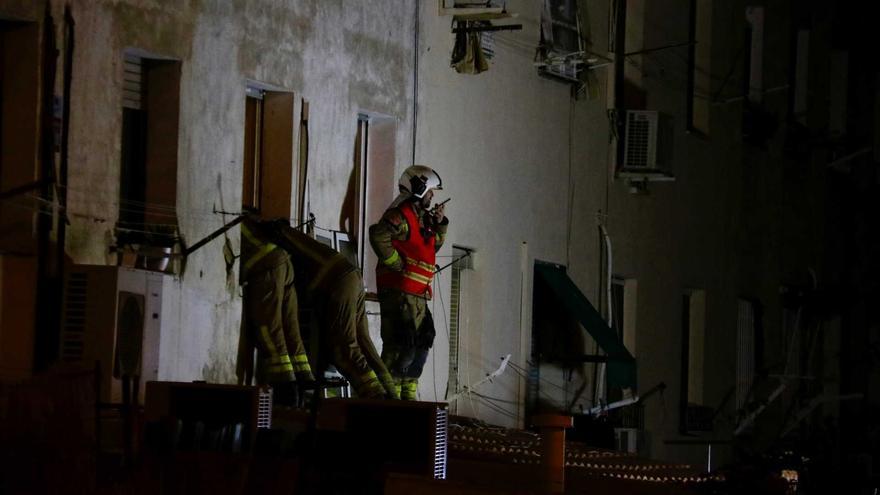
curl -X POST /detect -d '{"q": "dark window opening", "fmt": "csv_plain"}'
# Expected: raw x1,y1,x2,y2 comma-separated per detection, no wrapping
116,52,181,272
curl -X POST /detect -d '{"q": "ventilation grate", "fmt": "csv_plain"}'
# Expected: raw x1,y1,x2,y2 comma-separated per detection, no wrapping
623,111,658,169
257,387,273,429
123,53,144,110
433,407,449,479
60,272,89,362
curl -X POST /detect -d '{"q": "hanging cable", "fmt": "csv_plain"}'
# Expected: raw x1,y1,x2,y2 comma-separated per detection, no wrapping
411,0,419,165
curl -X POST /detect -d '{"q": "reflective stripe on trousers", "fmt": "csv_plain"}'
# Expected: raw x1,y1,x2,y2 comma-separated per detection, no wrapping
292,352,312,374
400,378,418,401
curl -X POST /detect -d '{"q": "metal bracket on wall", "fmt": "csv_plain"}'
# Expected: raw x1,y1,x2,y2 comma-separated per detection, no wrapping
441,1,521,33
452,23,522,33
618,170,676,195
438,0,503,16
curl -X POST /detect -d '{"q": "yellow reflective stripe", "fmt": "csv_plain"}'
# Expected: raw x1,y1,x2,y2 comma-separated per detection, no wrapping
292,353,312,373
401,378,418,400
403,271,432,285
404,257,435,273
268,355,292,365
380,372,394,385
244,244,278,272
382,250,401,267
380,372,399,399
241,223,278,272
240,223,260,244
359,370,379,384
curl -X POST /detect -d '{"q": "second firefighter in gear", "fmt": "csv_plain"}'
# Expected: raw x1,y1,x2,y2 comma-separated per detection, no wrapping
240,217,314,406
262,218,399,400
368,165,448,400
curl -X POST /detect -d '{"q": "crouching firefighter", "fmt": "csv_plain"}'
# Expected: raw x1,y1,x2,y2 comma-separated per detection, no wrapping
261,218,399,400
240,216,314,406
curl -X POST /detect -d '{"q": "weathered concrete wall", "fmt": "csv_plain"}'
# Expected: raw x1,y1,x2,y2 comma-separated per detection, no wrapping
46,0,415,384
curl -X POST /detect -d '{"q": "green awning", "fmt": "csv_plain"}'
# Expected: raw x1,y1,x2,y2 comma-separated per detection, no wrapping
535,263,637,390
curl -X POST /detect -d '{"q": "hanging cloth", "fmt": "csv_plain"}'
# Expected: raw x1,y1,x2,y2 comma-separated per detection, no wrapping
451,21,489,74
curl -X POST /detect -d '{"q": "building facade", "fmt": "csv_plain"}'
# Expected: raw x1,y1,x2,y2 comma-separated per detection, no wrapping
1,0,876,478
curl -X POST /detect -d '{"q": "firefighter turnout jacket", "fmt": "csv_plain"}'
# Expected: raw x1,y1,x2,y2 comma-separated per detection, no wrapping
267,221,398,399
369,201,447,299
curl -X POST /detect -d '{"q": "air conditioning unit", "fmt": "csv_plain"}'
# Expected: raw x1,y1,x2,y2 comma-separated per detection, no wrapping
60,265,165,404
623,110,659,170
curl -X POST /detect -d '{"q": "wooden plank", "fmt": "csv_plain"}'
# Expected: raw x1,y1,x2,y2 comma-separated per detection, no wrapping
123,80,142,93
144,60,181,226
123,71,142,83
124,61,142,74
261,92,295,220
122,89,141,109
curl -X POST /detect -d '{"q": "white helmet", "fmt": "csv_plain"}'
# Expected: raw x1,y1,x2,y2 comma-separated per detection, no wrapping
398,165,443,199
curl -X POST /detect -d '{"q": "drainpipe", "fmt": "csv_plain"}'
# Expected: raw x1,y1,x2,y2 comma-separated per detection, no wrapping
411,0,419,165
34,5,58,371
533,413,573,493
613,0,627,171
55,4,74,355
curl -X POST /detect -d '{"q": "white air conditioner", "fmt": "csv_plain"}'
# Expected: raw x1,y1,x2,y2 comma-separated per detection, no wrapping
60,265,165,404
614,427,641,454
623,110,659,170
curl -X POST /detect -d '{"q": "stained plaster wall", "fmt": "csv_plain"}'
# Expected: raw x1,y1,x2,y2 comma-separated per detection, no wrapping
419,0,821,467
29,0,415,384
416,0,608,426
589,0,829,466
2,0,835,468
579,0,749,465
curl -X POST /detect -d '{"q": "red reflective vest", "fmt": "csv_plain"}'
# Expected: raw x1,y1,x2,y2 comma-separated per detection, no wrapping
376,202,436,298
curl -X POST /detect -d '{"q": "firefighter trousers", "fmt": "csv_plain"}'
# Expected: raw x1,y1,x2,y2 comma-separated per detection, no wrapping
317,270,397,399
379,290,436,400
244,259,314,384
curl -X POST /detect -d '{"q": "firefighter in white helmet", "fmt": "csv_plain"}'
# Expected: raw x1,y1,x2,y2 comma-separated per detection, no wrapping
368,165,448,400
